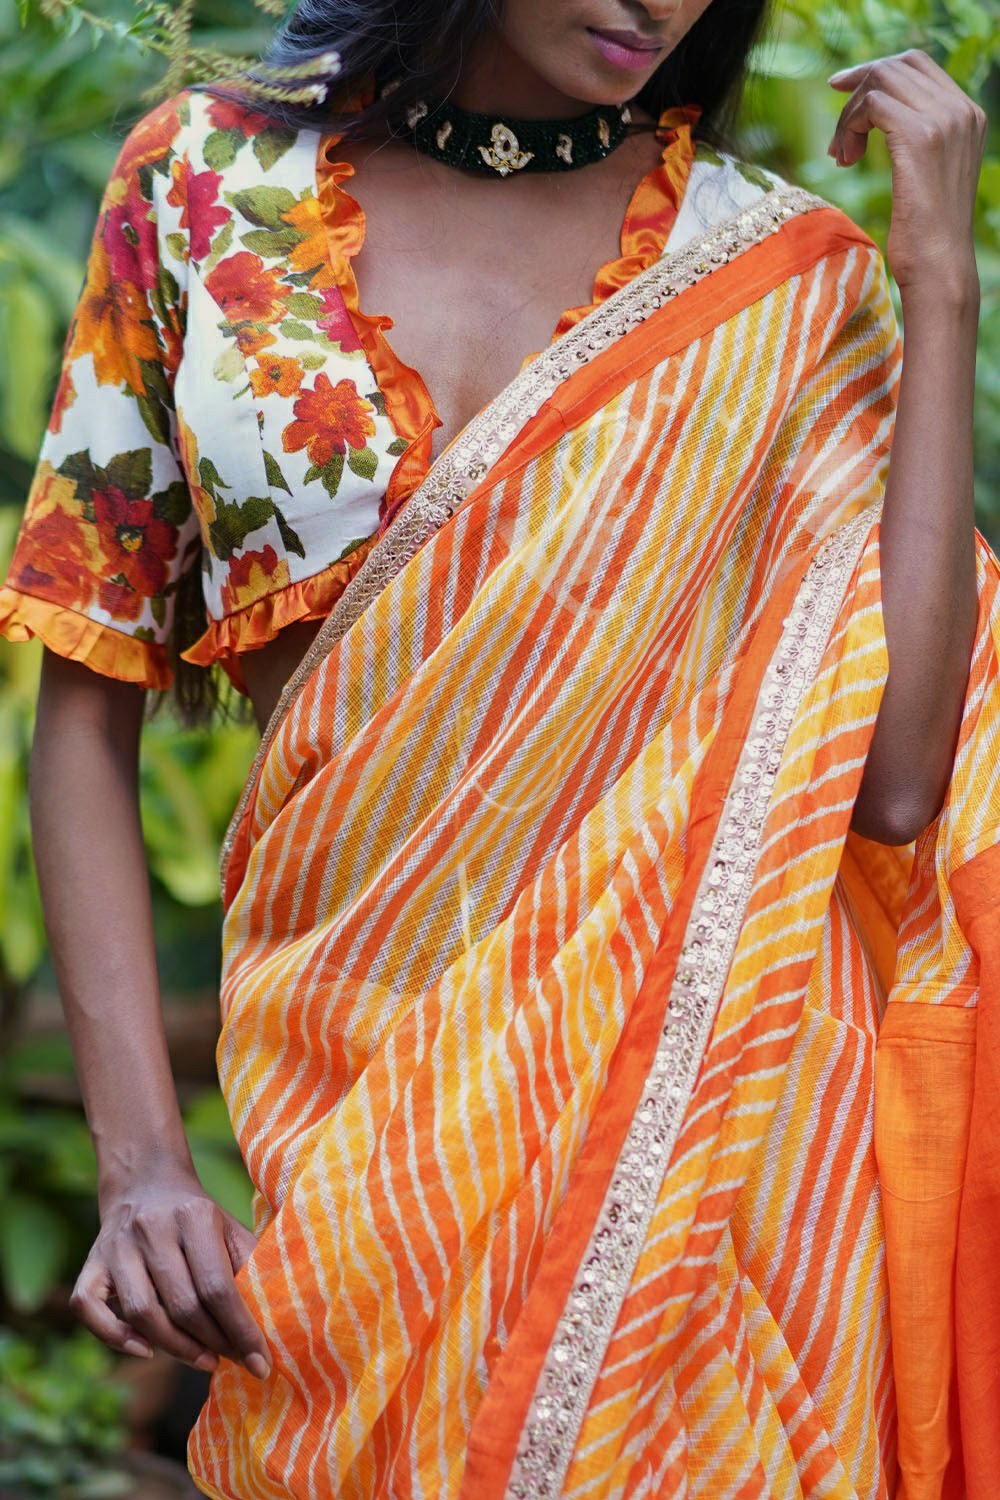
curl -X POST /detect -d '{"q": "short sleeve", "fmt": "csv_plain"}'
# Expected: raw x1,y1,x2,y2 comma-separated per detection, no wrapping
0,93,198,689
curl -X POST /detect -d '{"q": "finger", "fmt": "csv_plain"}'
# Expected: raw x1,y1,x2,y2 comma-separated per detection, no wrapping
142,1237,237,1364
829,68,935,166
898,47,972,100
108,1240,219,1371
221,1211,259,1275
69,1258,154,1360
181,1206,271,1379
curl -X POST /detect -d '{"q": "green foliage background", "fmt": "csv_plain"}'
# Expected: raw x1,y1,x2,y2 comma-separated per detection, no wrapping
0,0,996,1422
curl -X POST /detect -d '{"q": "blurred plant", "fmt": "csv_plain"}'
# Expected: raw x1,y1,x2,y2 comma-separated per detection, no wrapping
0,1325,131,1497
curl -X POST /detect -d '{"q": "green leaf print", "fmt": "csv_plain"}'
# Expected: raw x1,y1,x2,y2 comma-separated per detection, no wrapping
165,232,187,262
136,392,171,447
204,218,235,274
279,318,315,341
252,128,298,172
386,437,408,457
151,265,181,330
732,160,776,192
198,457,229,502
203,128,240,173
304,452,344,500
346,446,379,483
286,292,324,320
263,451,292,495
299,352,327,371
153,480,193,527
150,593,167,629
334,536,371,563
208,494,276,561
273,503,306,559
105,448,152,496
240,228,304,259
228,185,299,231
366,391,387,416
59,449,101,499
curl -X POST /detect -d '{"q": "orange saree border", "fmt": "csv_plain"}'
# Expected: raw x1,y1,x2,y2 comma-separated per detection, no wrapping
459,512,877,1500
222,199,872,908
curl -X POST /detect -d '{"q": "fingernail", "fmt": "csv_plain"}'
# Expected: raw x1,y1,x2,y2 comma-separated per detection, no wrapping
195,1352,219,1372
124,1338,154,1359
246,1353,271,1380
828,69,848,82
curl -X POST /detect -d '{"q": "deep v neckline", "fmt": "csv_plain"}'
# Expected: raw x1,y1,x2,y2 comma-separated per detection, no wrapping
313,104,700,525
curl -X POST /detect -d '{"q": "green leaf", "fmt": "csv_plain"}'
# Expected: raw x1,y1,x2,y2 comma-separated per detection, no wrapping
58,449,100,497
315,451,344,499
274,503,306,559
0,1195,67,1312
386,436,408,456
279,318,315,341
252,127,297,172
203,128,240,172
134,391,170,446
204,216,235,274
207,494,275,560
228,184,299,231
164,231,187,262
334,535,372,562
263,449,292,494
300,351,327,370
198,456,229,501
150,592,166,629
346,445,379,482
240,227,303,258
104,448,152,497
213,343,246,383
286,291,323,320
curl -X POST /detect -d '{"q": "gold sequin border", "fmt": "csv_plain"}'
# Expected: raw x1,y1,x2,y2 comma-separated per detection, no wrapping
220,183,827,889
502,508,874,1500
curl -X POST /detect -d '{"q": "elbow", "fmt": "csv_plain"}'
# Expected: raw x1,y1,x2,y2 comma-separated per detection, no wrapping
849,786,945,847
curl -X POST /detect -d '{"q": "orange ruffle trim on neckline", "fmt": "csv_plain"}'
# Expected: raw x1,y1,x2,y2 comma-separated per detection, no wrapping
181,533,380,691
0,584,171,690
314,104,701,533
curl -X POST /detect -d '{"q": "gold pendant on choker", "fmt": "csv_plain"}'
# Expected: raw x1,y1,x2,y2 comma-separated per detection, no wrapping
478,123,535,176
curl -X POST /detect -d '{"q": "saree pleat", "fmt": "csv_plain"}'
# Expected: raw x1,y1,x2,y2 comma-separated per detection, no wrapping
188,185,1000,1500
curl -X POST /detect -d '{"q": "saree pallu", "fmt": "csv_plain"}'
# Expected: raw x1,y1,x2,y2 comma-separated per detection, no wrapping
188,181,1000,1500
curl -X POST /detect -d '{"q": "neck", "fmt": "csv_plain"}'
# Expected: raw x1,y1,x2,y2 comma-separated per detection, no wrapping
454,34,592,119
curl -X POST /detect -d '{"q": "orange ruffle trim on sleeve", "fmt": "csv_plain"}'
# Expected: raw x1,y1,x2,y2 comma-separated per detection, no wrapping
315,138,442,530
181,534,379,692
551,103,701,340
0,584,171,690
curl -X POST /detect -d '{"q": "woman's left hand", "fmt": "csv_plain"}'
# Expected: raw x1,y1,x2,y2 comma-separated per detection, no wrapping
827,50,987,293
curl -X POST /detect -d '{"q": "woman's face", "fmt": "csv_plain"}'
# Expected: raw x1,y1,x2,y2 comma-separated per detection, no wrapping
495,0,717,109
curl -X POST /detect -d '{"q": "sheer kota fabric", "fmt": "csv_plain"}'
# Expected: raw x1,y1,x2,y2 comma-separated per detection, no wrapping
187,194,1000,1499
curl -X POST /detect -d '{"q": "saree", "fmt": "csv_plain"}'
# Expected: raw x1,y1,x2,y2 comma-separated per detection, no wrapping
187,173,1000,1500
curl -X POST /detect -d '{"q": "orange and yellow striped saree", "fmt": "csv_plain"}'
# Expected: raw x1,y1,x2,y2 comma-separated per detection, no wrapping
188,171,1000,1500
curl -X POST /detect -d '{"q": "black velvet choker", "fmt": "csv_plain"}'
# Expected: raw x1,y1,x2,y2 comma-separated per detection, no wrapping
391,95,633,177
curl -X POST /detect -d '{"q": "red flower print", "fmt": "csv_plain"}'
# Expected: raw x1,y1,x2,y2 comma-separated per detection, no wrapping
93,486,176,618
167,159,228,262
206,97,275,137
10,465,98,608
220,545,290,613
249,355,304,399
204,251,291,327
105,178,160,293
317,287,362,353
281,375,376,468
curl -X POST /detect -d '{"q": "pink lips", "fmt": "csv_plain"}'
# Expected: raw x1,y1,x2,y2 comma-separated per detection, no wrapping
588,26,664,72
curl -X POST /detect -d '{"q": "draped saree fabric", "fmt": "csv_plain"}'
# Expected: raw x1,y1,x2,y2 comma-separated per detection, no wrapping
188,176,1000,1500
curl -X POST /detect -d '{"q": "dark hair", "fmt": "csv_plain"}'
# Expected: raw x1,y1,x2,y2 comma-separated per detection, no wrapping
231,0,771,153
177,0,770,723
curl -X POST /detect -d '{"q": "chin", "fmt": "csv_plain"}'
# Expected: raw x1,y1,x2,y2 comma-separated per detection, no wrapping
538,60,657,109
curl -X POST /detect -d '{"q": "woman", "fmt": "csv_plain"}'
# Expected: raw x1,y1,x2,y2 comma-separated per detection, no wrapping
0,0,994,1495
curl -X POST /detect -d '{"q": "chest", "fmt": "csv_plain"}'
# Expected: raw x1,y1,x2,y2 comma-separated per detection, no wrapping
335,139,660,456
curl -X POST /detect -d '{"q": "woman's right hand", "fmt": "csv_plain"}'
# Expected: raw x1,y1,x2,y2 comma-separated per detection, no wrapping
71,1159,271,1379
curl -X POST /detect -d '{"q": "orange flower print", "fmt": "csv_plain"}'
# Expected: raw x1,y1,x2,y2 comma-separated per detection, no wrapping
49,365,77,435
10,464,98,608
167,158,228,262
204,251,290,328
67,238,160,394
281,375,376,468
93,486,177,621
282,196,336,290
220,545,290,613
234,325,277,359
250,355,304,399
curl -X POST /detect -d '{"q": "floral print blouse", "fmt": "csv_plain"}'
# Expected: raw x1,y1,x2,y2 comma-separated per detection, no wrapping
0,87,765,692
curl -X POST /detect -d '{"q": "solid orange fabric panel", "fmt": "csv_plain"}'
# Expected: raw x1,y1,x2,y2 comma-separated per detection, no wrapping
952,841,1000,1500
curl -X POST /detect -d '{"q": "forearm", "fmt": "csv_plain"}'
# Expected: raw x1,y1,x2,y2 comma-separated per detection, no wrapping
850,259,980,844
30,652,191,1199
